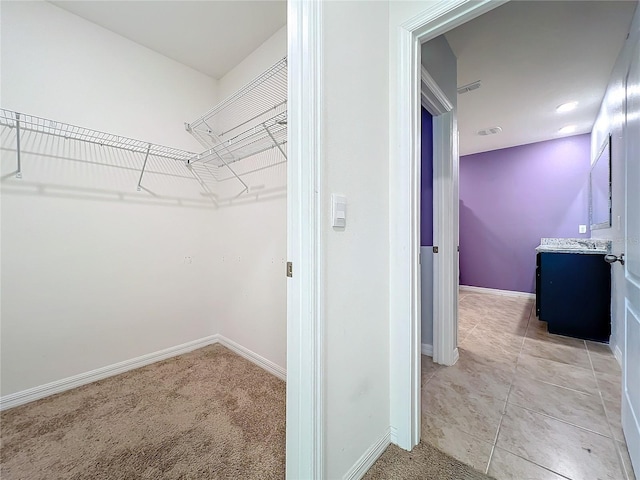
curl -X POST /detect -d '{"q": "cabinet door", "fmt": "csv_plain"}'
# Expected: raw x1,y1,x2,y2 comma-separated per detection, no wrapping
539,253,610,342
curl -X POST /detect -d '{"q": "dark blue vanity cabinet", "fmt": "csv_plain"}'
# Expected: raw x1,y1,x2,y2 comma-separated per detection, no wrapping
536,252,611,342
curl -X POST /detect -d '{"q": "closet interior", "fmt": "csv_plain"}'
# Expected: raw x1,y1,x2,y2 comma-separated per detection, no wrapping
1,1,288,477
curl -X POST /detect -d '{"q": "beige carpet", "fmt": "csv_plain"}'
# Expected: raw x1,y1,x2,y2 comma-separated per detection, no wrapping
365,443,494,480
1,344,492,480
1,344,286,479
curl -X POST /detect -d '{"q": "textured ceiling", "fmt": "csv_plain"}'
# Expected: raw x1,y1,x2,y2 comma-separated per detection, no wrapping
443,0,637,155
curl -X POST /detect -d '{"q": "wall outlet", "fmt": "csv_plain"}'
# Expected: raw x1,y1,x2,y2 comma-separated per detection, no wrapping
579,225,587,234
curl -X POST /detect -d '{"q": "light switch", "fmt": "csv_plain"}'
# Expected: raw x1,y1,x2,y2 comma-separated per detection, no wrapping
579,224,587,234
332,194,346,228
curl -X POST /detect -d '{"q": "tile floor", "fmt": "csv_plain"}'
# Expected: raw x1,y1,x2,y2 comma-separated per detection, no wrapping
421,290,636,480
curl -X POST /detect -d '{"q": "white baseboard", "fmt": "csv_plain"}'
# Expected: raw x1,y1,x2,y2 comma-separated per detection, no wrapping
343,428,391,480
389,425,398,444
421,343,433,357
0,335,218,411
460,285,535,299
614,344,623,367
216,335,286,381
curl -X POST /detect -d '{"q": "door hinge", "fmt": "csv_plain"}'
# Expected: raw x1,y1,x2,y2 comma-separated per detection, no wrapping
286,261,293,277
433,246,439,254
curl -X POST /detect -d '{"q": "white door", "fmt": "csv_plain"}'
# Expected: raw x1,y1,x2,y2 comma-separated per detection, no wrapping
623,38,640,475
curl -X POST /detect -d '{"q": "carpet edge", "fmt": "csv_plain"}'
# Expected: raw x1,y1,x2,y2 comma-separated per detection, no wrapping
0,335,219,411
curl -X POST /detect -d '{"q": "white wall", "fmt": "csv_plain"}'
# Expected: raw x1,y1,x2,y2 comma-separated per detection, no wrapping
212,25,288,370
0,1,218,396
321,2,391,477
591,3,640,360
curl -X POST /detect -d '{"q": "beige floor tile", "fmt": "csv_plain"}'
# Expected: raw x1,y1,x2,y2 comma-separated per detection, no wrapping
458,323,477,343
587,343,622,374
526,320,587,346
521,336,591,369
508,376,610,436
488,447,568,480
516,353,599,395
603,396,625,442
618,441,637,480
421,354,442,382
422,374,503,444
586,340,616,356
497,404,624,480
460,328,522,364
433,348,516,401
596,370,623,404
421,413,493,473
591,353,622,375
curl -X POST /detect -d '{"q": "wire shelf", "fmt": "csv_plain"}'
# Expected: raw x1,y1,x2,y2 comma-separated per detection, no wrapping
0,109,195,162
188,111,286,167
185,57,287,167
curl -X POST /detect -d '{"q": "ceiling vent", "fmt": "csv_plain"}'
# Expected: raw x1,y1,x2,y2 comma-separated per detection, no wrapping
477,127,503,136
457,80,482,95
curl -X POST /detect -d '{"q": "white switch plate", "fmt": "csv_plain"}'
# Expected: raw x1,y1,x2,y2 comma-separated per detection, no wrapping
579,224,587,234
332,194,346,228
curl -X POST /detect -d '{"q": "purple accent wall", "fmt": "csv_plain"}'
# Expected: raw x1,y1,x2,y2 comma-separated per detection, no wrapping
421,107,433,246
459,134,591,293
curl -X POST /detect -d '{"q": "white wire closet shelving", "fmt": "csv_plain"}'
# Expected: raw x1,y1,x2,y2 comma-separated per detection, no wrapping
0,108,196,190
185,57,288,178
1,58,287,198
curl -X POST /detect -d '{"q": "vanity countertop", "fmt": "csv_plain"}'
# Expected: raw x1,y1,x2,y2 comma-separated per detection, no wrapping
535,238,612,255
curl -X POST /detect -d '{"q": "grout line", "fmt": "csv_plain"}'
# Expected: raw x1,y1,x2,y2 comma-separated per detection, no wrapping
507,403,614,439
514,373,600,397
492,447,574,480
585,342,631,480
486,303,531,475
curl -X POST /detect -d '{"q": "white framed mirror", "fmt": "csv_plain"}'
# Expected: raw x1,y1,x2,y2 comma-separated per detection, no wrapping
590,134,612,230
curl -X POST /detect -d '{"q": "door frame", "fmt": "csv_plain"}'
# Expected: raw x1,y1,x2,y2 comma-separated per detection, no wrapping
420,66,458,367
389,0,509,450
286,1,324,478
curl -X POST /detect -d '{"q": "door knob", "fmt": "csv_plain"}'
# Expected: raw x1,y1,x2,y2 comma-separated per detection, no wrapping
604,253,625,266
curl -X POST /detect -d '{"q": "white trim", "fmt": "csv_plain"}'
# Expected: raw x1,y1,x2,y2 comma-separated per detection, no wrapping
421,344,434,357
420,66,453,115
390,425,398,444
614,343,623,367
287,1,325,478
432,111,458,368
390,0,508,452
342,429,391,480
0,335,218,411
460,285,536,299
216,335,286,381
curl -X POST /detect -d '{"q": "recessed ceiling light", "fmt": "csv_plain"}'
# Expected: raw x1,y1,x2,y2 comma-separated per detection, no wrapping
556,101,578,113
477,126,502,136
559,125,577,134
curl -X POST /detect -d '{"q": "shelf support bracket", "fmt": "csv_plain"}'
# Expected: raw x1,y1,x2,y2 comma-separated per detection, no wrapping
15,113,22,178
213,151,249,195
137,143,151,191
263,122,287,159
